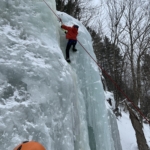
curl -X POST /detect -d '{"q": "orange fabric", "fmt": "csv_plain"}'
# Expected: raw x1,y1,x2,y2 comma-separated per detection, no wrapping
61,25,78,40
13,141,46,150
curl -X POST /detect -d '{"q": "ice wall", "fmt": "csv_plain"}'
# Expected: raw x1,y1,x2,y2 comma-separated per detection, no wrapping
0,0,122,150
107,109,122,150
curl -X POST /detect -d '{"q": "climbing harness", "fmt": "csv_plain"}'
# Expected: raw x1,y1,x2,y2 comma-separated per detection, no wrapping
42,0,150,125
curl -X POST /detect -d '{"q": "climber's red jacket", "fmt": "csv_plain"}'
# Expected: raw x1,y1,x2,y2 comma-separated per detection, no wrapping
61,25,78,40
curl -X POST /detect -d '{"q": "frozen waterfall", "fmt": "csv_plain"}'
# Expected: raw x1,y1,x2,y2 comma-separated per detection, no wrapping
0,0,122,150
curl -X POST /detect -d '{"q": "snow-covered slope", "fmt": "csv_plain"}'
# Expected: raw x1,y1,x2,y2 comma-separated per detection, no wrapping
117,111,150,150
0,0,122,150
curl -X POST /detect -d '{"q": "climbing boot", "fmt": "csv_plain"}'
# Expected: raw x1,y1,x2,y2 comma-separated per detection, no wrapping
72,48,77,52
66,58,71,63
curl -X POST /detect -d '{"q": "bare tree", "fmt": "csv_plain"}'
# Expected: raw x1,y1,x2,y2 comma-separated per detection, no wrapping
106,0,126,107
121,0,150,105
106,0,150,149
78,0,104,34
122,1,150,150
126,102,149,150
56,0,82,19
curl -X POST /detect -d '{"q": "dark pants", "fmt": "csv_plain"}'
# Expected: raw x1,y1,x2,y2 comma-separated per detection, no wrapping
66,39,77,59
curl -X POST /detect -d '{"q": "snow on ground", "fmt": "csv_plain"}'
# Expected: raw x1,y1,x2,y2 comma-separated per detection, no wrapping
117,111,150,150
143,122,150,148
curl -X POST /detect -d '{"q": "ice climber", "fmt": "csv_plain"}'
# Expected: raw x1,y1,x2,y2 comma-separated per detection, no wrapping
61,23,79,63
13,141,46,150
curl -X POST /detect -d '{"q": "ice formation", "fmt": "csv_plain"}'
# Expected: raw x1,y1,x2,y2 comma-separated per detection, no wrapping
0,0,122,150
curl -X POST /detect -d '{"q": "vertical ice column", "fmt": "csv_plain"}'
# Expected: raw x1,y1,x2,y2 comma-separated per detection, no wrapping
58,11,120,150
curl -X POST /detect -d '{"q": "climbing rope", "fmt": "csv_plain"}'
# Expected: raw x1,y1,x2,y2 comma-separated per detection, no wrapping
42,0,62,23
42,0,150,125
78,41,150,124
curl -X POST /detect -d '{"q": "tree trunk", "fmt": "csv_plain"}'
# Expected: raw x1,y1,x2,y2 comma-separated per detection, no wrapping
127,105,149,150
